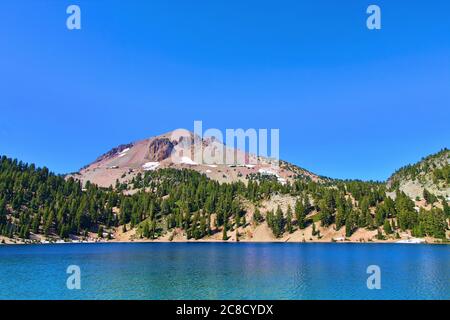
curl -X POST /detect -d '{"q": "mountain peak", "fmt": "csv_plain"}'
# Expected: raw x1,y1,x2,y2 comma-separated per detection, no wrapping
70,129,319,188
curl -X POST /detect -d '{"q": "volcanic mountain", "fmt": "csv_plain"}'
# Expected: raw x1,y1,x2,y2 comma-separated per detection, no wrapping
70,130,321,188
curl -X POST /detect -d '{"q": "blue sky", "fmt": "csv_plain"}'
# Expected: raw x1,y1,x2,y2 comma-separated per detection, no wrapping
0,0,449,181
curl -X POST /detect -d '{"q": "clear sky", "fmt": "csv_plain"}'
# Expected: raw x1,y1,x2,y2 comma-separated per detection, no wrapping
0,0,449,181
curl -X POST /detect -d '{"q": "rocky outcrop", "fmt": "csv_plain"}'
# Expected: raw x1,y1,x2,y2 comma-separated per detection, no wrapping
89,143,134,167
147,138,174,161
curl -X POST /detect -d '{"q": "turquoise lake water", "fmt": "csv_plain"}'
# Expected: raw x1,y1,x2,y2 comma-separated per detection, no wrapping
0,243,448,300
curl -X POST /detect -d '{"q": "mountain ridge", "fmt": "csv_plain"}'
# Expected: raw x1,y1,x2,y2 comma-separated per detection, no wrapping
387,148,449,201
70,129,322,188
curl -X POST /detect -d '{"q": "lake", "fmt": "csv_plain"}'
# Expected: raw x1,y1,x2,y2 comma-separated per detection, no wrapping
0,243,448,300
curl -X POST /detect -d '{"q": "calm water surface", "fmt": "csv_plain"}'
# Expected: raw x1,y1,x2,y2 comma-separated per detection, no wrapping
0,243,448,300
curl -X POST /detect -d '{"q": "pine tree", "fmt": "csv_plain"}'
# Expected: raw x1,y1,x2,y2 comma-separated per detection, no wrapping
318,199,333,227
43,210,54,236
442,200,450,218
97,226,104,238
345,209,358,237
383,219,393,235
286,205,293,233
345,222,352,238
423,189,437,205
376,228,384,240
312,222,317,236
375,203,386,227
149,220,156,239
272,205,285,238
235,212,241,228
295,199,306,229
0,198,7,226
335,207,346,230
253,208,263,224
142,221,150,238
222,223,228,241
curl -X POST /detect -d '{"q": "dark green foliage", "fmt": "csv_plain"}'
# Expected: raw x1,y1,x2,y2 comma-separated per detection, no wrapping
433,164,450,184
383,219,393,235
295,198,306,229
443,200,450,219
222,222,228,240
267,206,285,238
376,228,384,240
97,226,104,238
318,199,333,227
423,189,437,205
345,209,359,237
0,156,115,239
0,155,448,242
412,208,447,239
253,207,263,224
142,221,150,238
286,205,293,233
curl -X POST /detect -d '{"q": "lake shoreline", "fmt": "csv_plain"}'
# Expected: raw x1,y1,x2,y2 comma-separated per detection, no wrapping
1,238,449,245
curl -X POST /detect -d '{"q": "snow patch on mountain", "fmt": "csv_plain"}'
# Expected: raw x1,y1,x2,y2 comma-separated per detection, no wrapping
118,148,130,158
259,168,287,184
180,157,198,165
142,162,160,171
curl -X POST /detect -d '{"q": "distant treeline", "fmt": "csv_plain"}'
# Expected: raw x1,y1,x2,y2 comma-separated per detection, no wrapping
0,155,449,242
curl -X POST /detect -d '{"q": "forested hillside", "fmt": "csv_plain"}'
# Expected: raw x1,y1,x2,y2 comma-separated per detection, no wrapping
0,154,449,244
388,148,449,200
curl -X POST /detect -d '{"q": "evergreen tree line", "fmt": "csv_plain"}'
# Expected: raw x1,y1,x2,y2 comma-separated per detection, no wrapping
0,155,448,241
